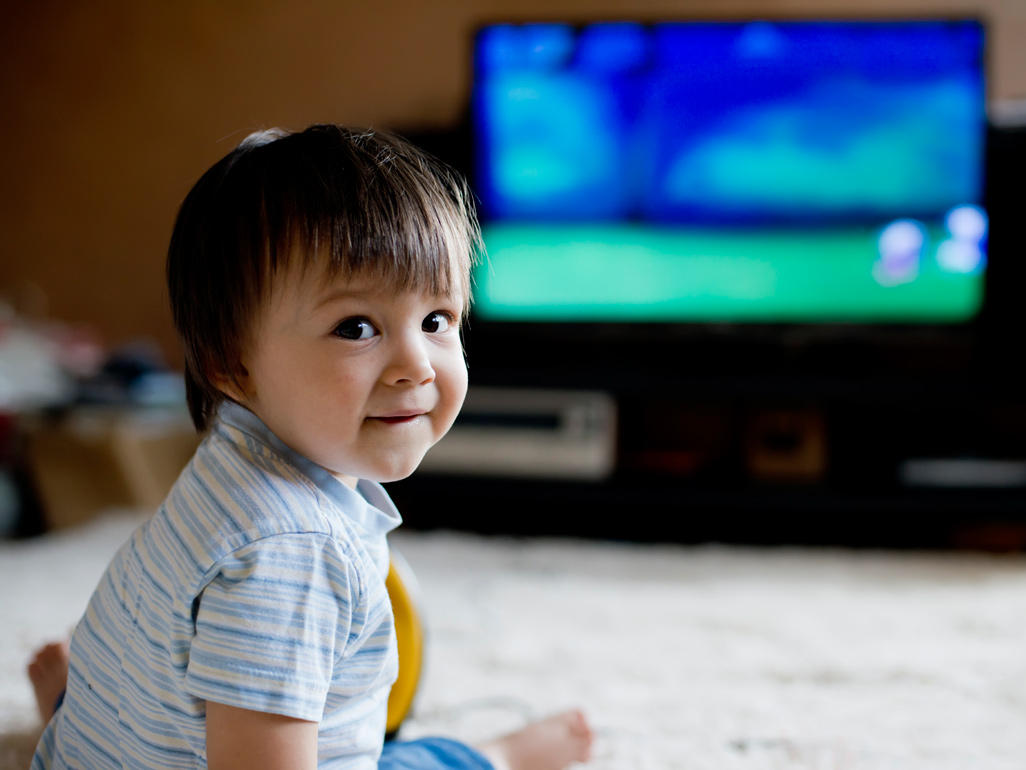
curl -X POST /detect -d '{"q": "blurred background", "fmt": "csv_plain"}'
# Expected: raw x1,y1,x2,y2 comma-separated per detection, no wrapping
1,0,1025,546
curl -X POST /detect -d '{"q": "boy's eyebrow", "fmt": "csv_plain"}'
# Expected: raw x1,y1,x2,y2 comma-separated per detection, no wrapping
313,287,369,309
313,285,463,310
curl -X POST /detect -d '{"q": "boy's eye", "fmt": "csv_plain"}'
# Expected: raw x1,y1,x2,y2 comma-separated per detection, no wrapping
422,311,454,334
332,317,378,340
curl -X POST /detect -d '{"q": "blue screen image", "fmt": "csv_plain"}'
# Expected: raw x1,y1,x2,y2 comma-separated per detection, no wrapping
471,20,987,323
474,20,985,226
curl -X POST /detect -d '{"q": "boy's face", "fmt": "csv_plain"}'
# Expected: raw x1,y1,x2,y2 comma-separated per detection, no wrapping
227,262,468,488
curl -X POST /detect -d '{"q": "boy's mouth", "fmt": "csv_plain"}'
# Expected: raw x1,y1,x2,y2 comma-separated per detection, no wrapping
368,411,426,425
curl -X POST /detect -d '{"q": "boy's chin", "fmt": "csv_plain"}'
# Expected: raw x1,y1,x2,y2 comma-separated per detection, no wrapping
376,462,425,484
339,457,428,486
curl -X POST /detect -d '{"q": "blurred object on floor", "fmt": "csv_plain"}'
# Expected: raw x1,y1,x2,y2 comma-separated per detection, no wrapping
23,406,197,532
0,296,191,536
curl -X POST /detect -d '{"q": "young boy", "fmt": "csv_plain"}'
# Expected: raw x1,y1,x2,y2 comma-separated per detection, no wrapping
27,125,593,769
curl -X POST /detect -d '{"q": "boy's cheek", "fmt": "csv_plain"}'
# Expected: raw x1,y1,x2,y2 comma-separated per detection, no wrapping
452,366,469,414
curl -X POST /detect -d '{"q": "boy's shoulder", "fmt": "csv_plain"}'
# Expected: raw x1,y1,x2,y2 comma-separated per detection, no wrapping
162,421,366,562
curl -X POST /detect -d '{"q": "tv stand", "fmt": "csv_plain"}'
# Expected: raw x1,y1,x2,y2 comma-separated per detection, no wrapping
387,367,1026,549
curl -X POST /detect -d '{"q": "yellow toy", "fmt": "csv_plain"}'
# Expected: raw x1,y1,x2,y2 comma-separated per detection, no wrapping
384,549,425,739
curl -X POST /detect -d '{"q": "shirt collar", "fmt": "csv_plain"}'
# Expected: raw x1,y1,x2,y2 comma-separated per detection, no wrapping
215,400,402,537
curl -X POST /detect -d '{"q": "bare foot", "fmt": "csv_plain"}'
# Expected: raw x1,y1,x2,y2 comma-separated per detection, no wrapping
477,709,593,770
27,641,69,724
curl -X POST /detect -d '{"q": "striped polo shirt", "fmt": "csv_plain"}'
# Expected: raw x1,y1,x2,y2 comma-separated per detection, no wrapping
32,402,401,768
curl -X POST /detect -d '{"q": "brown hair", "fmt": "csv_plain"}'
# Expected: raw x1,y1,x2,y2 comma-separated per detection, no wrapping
166,125,481,431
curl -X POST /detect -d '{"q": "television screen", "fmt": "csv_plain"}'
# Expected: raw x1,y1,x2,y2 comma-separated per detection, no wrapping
471,19,987,323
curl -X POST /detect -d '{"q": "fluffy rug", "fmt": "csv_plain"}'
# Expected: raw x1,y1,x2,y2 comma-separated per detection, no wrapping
2,512,1025,769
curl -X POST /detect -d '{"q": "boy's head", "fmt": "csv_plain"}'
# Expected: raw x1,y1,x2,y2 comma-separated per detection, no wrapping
167,125,481,439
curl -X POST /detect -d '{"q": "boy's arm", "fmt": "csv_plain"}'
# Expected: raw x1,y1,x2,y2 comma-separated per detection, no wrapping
206,701,318,770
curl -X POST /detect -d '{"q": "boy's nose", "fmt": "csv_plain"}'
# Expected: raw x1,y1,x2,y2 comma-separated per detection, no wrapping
383,335,435,386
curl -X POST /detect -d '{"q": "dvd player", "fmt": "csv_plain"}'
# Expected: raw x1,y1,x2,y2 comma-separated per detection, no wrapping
420,387,617,480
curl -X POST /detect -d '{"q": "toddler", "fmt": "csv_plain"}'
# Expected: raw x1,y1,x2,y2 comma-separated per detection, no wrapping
27,125,593,769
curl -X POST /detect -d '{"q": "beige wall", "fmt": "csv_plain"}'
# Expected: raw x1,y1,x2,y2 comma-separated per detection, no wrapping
2,0,1023,363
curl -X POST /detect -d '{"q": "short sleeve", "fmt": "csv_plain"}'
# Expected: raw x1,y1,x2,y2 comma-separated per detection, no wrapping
185,533,360,722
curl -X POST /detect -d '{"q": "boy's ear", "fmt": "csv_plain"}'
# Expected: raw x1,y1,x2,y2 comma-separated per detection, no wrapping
211,363,251,404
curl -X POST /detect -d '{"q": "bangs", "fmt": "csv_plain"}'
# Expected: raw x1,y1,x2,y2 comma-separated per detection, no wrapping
237,127,480,307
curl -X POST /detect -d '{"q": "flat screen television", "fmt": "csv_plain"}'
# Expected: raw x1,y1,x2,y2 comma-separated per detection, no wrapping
470,19,988,333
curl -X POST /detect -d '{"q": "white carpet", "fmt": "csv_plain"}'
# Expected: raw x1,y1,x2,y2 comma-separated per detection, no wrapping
2,512,1026,769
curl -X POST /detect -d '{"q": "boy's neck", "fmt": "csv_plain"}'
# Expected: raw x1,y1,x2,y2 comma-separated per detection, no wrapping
330,471,359,490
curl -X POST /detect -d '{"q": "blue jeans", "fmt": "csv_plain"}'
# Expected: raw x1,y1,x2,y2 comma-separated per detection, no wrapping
379,738,494,769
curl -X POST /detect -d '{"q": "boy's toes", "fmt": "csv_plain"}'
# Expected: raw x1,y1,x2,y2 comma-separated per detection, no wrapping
27,641,70,723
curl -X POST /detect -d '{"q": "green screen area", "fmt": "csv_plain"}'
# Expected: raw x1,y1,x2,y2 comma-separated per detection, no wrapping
475,224,984,323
